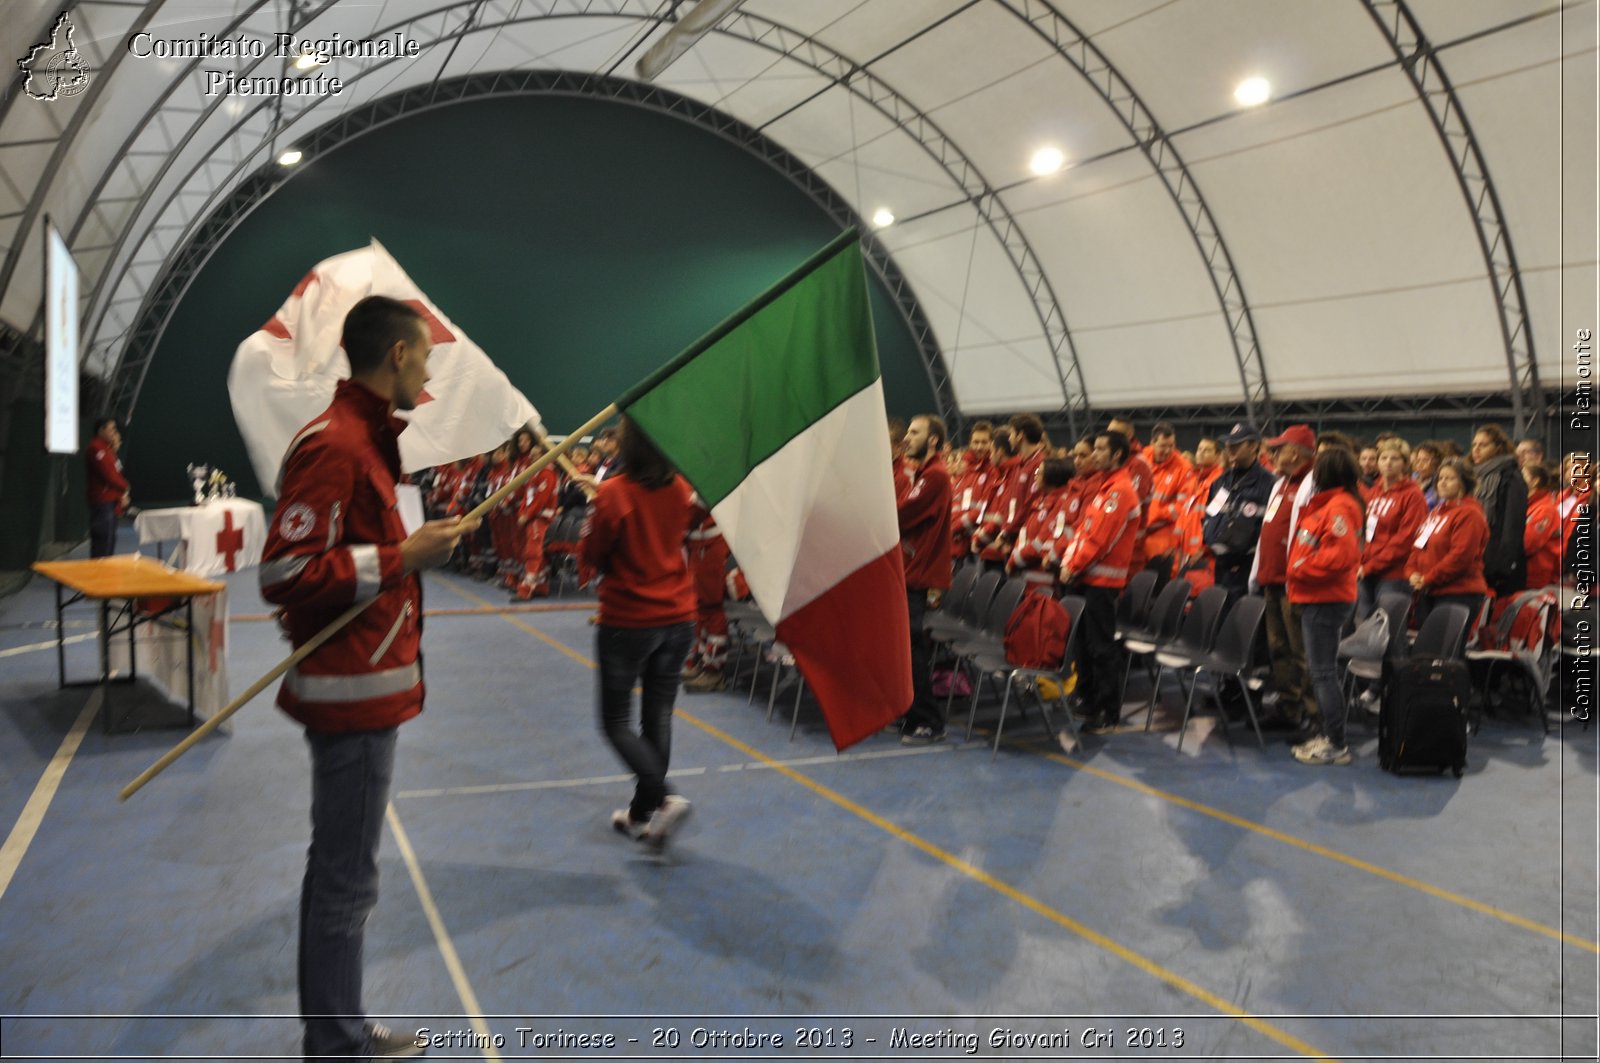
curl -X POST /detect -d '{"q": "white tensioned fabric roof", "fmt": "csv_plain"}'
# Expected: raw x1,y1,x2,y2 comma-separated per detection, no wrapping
0,0,1594,427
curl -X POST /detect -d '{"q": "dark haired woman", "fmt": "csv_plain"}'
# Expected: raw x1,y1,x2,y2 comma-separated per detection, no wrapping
1521,462,1563,590
1470,424,1527,595
1287,447,1366,766
1406,458,1490,630
580,417,697,849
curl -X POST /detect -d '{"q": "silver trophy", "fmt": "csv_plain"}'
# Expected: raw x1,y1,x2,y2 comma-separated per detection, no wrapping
186,463,210,506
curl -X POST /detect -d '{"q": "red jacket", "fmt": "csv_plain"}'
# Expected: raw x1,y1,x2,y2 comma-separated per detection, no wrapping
1007,484,1075,586
581,473,696,628
1060,465,1140,589
950,455,994,559
1361,477,1428,581
517,465,561,524
1143,451,1193,559
1287,489,1363,604
86,438,129,506
1000,448,1047,540
1255,467,1310,586
974,455,1027,561
687,514,731,608
898,455,953,591
1406,496,1490,597
1524,490,1563,589
260,380,422,733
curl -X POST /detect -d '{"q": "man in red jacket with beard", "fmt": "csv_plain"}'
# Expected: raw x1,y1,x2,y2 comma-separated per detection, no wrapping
896,414,954,745
85,416,130,558
1060,430,1141,735
260,296,476,1061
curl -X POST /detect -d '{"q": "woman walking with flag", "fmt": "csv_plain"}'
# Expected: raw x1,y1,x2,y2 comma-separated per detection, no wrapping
581,417,698,849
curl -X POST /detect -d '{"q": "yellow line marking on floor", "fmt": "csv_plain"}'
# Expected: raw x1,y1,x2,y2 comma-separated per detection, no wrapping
679,715,1336,1061
437,577,1333,1060
0,688,101,905
1028,741,1600,955
440,574,1598,957
386,803,501,1062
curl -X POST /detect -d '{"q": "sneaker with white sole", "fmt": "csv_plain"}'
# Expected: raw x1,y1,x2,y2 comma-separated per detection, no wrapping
1294,736,1352,765
366,1022,426,1058
644,794,692,849
1291,735,1327,760
900,726,945,746
611,808,650,842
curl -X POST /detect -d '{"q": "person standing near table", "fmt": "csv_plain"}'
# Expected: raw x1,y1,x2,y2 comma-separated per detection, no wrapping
260,295,475,1061
86,416,130,558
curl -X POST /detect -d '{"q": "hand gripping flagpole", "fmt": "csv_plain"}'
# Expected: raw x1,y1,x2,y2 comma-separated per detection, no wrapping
119,403,620,801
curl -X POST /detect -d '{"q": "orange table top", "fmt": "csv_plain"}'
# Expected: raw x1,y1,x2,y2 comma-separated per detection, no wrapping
32,555,226,599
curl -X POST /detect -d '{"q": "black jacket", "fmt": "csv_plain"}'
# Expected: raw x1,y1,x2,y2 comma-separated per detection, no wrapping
1475,453,1527,596
1202,461,1276,569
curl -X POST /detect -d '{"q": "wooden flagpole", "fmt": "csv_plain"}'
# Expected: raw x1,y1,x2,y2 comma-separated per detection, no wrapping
119,403,619,801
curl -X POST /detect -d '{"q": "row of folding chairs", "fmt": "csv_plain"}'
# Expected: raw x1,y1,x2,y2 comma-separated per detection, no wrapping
922,563,1085,756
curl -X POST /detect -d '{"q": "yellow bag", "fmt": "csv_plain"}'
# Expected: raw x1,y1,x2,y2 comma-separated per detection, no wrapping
1035,665,1077,701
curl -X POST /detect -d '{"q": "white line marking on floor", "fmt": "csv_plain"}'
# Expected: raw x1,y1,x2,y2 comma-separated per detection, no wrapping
386,803,501,1062
0,632,97,659
0,687,102,905
394,741,968,799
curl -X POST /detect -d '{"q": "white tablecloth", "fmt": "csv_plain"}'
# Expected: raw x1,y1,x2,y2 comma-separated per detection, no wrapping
134,499,267,577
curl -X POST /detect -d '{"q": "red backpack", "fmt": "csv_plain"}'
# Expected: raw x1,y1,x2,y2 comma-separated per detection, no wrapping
1479,589,1557,655
1004,592,1072,669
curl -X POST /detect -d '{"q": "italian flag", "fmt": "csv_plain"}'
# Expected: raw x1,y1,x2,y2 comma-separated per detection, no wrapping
618,231,913,750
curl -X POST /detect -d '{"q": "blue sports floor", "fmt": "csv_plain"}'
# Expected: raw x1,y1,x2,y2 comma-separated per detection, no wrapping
0,526,1595,1061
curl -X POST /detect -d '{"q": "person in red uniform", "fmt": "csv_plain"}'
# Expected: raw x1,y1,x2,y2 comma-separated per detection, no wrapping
998,413,1049,544
1358,439,1428,622
1522,462,1564,590
950,421,995,562
1108,417,1154,569
1558,452,1594,561
259,295,476,1061
1287,447,1367,766
1060,430,1141,735
896,414,954,745
581,416,698,847
1006,458,1076,594
682,514,733,692
1255,424,1317,736
972,429,1024,568
85,416,130,558
514,439,562,599
1407,458,1491,630
1142,421,1193,581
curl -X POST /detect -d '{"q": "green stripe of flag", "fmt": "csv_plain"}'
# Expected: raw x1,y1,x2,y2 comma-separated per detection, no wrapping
618,230,882,509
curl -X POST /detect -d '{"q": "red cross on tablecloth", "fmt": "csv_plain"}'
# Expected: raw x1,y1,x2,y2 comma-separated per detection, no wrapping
216,510,245,572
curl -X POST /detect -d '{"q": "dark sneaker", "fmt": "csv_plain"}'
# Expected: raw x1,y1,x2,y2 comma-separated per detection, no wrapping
900,726,946,746
644,794,692,849
366,1022,426,1058
611,808,649,842
1082,715,1120,735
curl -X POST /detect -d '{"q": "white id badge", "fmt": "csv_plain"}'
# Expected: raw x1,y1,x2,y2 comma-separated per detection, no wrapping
1263,490,1283,523
1205,486,1230,517
962,488,972,510
1366,510,1380,541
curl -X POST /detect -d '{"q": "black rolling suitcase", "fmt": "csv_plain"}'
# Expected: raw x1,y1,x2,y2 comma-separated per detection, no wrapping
1380,657,1472,776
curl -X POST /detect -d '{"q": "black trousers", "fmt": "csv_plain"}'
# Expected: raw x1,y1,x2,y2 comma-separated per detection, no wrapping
1076,585,1123,722
904,589,942,731
88,502,117,558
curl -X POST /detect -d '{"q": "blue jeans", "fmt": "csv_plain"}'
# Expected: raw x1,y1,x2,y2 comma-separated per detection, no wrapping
597,622,693,821
1300,601,1356,749
301,726,397,1061
1357,575,1412,625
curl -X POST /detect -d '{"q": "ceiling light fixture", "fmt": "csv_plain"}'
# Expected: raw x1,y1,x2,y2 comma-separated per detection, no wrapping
293,53,327,71
872,207,895,229
1234,76,1271,107
1029,146,1065,176
277,149,303,166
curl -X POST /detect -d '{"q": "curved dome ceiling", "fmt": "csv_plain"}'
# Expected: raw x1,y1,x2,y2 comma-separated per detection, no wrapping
1,0,1592,431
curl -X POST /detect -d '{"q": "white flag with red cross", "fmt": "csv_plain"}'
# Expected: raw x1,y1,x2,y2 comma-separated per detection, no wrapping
228,240,540,495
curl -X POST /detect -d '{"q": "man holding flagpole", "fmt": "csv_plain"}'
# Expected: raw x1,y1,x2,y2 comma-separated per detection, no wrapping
260,295,475,1061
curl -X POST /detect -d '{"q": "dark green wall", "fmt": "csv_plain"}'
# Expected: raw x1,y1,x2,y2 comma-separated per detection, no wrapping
128,95,937,502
